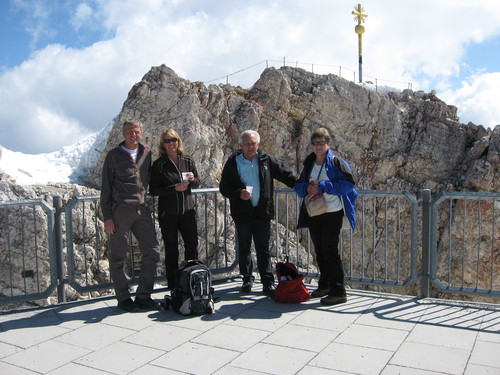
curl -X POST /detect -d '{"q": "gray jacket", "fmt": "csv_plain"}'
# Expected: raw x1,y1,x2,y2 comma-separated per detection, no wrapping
100,142,152,221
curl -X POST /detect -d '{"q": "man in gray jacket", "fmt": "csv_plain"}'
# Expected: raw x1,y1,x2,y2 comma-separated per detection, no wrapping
100,118,160,312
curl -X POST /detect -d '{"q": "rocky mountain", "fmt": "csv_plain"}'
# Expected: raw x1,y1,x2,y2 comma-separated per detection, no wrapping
88,64,499,196
1,64,498,307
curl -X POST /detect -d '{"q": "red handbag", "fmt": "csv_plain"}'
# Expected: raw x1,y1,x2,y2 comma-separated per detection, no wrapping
275,258,310,303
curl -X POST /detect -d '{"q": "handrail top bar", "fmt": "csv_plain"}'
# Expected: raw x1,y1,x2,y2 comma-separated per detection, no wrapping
63,188,222,203
0,198,51,206
433,191,500,205
0,198,54,212
3,188,440,207
5,189,496,209
191,188,220,194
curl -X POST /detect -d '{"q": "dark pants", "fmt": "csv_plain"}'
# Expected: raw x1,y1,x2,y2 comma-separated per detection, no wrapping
308,210,345,297
108,205,160,302
235,220,274,286
159,209,199,288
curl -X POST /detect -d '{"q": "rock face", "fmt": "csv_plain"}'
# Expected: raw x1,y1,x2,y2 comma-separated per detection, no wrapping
87,65,498,196
1,65,499,306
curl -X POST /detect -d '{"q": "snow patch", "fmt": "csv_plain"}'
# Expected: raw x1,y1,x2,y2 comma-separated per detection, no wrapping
0,120,113,185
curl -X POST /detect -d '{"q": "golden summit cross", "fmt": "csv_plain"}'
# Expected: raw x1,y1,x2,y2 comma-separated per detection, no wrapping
352,3,367,25
352,3,367,83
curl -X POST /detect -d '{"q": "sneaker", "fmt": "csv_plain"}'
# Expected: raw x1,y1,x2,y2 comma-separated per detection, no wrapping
263,284,276,299
117,298,140,313
240,280,253,293
320,295,347,306
310,287,330,298
135,297,160,311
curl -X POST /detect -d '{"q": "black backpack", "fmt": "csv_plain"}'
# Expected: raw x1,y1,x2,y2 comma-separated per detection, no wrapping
168,259,215,315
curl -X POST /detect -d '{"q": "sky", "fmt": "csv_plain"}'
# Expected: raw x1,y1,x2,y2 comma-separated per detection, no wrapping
1,0,500,155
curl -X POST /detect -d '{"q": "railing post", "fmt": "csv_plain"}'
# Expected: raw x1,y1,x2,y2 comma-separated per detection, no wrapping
421,189,431,298
53,195,66,303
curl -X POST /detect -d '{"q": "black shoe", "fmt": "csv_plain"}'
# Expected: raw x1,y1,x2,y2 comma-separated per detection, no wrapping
135,297,160,311
240,280,253,293
117,298,140,313
320,295,347,306
263,284,276,299
310,287,330,298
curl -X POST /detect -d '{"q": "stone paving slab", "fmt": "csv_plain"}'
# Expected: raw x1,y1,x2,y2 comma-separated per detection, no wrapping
0,281,499,375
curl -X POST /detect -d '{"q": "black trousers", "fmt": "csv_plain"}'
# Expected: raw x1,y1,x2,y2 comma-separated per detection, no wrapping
235,219,274,286
159,209,199,288
308,210,345,297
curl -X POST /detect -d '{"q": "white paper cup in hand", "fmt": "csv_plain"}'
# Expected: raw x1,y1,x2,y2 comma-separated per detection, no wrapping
246,186,253,195
181,172,189,182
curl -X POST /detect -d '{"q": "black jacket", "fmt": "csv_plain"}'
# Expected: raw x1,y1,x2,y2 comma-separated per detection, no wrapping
149,154,199,217
219,150,297,224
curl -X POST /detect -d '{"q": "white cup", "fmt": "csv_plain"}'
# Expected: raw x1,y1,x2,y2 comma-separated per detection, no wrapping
246,186,253,195
181,172,189,182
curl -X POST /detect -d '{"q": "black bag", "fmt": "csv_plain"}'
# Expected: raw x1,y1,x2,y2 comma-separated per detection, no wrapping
297,199,311,229
168,260,215,315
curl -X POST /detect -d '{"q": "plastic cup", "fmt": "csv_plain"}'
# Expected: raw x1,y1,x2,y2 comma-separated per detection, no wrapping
246,186,253,195
181,172,189,182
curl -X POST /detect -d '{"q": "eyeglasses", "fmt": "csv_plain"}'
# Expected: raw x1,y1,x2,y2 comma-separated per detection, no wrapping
163,138,178,144
311,140,327,146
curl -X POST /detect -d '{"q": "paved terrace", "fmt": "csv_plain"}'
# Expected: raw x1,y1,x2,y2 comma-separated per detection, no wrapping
1,281,499,375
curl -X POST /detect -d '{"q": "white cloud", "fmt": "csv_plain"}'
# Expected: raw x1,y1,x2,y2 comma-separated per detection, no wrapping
1,0,500,153
0,43,123,153
362,0,500,81
11,0,55,48
71,3,94,30
441,72,500,127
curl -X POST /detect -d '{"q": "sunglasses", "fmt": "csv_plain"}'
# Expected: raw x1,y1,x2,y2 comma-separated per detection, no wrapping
311,140,327,146
163,138,178,144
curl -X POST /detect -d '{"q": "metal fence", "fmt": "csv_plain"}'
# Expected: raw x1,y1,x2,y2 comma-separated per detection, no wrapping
0,199,58,303
426,191,500,297
1,189,499,308
204,59,415,92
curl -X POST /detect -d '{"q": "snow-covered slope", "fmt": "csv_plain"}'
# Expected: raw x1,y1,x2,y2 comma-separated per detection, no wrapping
0,121,113,185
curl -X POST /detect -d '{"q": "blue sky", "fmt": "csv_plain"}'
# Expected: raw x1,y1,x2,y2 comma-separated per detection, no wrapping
0,0,105,67
1,0,500,154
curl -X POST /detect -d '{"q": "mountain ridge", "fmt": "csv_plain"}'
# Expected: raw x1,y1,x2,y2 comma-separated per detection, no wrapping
0,65,498,196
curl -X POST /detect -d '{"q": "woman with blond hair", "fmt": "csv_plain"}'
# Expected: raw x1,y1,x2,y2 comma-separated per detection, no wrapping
150,129,199,289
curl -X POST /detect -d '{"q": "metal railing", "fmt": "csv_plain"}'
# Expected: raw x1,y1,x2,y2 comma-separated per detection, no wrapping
1,189,499,308
342,190,419,288
427,191,500,297
204,59,415,92
0,198,58,304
